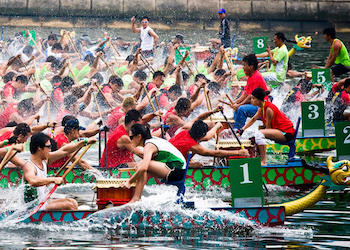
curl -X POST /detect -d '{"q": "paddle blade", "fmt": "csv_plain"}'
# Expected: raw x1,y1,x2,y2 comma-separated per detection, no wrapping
30,184,58,216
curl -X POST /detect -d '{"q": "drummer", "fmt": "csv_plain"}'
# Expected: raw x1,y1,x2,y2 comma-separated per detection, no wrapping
124,124,186,203
23,132,96,210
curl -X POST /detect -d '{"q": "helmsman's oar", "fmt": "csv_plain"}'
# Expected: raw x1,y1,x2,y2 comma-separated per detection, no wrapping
30,143,93,216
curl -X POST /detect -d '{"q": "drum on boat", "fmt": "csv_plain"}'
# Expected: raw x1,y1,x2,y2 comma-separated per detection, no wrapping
216,139,257,162
94,179,135,210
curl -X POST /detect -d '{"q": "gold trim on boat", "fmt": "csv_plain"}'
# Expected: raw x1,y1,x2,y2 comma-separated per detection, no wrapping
94,178,136,188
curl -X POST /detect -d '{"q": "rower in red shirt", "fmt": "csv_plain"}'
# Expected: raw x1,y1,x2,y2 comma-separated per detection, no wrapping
169,120,248,167
241,88,296,165
3,75,29,103
230,54,269,130
49,118,96,172
100,109,144,168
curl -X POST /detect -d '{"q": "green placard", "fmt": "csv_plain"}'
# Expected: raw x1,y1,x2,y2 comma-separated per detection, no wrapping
335,121,350,161
22,30,36,47
301,101,325,137
175,47,191,65
312,68,331,91
229,157,264,208
253,36,268,54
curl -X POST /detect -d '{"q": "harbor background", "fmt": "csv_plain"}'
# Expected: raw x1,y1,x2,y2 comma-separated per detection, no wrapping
0,0,349,32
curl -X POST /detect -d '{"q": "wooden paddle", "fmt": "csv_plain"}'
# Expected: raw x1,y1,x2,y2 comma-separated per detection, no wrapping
139,53,155,73
93,81,113,109
93,93,103,122
38,82,60,111
220,109,244,150
99,55,117,77
54,145,84,177
175,48,195,76
30,143,93,215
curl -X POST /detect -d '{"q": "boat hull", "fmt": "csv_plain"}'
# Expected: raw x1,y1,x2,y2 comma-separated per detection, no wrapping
22,206,285,226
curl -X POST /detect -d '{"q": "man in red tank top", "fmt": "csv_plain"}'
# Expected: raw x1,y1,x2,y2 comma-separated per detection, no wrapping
50,118,96,172
241,88,296,165
100,109,144,168
169,120,248,166
3,75,29,103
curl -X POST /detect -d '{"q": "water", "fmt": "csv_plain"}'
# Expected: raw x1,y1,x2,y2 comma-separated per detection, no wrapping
1,23,350,248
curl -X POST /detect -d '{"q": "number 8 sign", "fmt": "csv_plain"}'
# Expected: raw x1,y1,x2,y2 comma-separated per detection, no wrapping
253,37,268,54
335,121,350,161
301,101,325,137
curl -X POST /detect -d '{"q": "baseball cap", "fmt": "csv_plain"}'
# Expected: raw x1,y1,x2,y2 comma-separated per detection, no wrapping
65,118,86,131
218,8,226,14
175,34,184,43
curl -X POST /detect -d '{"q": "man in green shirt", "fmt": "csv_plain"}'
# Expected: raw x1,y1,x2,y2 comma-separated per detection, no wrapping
257,33,289,86
123,124,186,203
323,27,350,78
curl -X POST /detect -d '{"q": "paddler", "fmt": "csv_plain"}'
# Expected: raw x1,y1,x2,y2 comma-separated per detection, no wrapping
323,27,350,78
326,78,350,122
239,88,295,165
256,33,290,86
169,120,248,167
124,124,187,203
229,54,268,130
23,132,96,210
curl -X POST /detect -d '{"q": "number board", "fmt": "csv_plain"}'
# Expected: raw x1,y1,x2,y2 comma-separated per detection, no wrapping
312,68,331,91
175,47,191,65
229,157,264,208
253,36,268,54
22,30,36,47
301,101,325,137
335,121,350,161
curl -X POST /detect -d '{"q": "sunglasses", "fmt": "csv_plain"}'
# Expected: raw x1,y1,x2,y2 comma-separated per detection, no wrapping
44,144,52,149
129,135,135,140
141,21,148,24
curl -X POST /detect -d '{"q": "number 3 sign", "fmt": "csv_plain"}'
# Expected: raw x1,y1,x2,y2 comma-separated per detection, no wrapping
253,37,268,54
301,101,325,137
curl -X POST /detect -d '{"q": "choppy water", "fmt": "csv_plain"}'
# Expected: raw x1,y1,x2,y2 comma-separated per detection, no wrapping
0,24,350,248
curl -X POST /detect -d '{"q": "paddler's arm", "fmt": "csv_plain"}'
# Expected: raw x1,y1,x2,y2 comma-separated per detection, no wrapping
265,107,274,129
23,162,62,187
133,82,144,101
31,122,56,133
266,45,278,66
164,44,177,76
167,114,186,127
242,108,261,132
131,16,140,33
200,122,223,141
149,29,159,48
325,40,341,68
142,111,162,124
47,137,96,164
191,144,248,157
127,143,155,185
117,135,143,158
190,81,205,105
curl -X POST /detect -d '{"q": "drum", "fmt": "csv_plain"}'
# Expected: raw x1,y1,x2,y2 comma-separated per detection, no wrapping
216,139,257,161
95,179,135,210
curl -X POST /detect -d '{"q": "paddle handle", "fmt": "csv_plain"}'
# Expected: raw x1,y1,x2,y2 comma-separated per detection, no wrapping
94,82,113,109
61,144,92,179
55,145,83,177
220,110,244,150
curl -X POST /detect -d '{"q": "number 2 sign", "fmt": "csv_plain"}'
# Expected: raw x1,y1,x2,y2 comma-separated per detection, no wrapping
335,121,350,161
301,101,325,137
253,37,268,54
229,158,264,208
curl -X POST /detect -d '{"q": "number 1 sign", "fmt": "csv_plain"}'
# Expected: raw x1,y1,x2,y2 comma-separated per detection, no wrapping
229,158,264,208
301,101,325,137
253,37,268,54
335,121,350,161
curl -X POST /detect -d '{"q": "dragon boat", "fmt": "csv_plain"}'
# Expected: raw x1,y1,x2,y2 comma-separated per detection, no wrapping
0,158,326,189
8,156,347,227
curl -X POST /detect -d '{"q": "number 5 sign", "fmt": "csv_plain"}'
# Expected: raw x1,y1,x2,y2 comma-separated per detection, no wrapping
312,68,331,91
229,158,264,208
301,101,325,137
253,36,268,54
335,121,350,160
